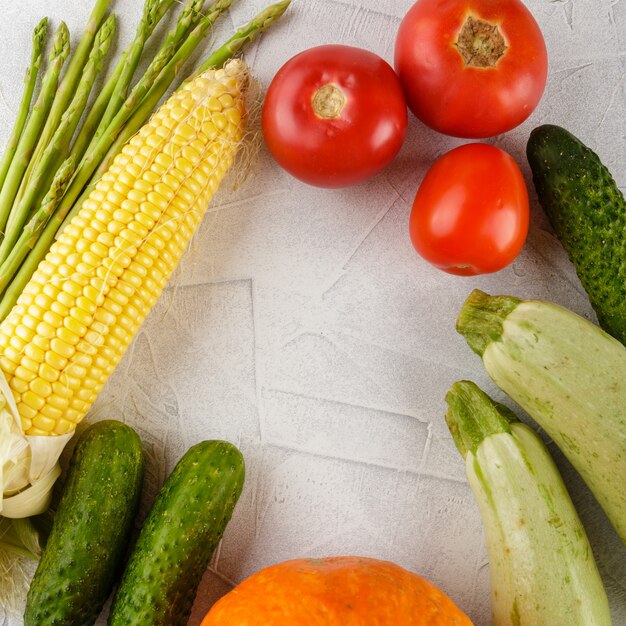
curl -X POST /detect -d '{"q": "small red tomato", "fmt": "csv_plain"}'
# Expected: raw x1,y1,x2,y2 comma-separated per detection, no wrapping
394,0,548,138
262,45,408,188
409,143,529,275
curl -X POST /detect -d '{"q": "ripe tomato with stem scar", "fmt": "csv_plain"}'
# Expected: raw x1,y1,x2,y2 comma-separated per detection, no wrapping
395,0,548,138
262,45,408,188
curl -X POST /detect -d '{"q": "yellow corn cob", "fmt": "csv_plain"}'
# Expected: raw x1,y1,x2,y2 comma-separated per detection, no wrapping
0,60,247,437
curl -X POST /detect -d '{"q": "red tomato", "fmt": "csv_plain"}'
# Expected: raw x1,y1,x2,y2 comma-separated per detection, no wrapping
409,143,529,275
262,45,408,188
394,0,548,138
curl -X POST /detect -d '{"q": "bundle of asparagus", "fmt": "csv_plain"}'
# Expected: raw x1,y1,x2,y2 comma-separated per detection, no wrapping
0,0,289,322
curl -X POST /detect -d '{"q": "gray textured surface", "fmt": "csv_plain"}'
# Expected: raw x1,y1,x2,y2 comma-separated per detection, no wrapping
0,0,625,624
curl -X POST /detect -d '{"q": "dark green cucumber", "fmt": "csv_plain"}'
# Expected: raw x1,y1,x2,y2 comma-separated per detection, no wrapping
527,124,626,344
24,420,145,626
108,440,245,626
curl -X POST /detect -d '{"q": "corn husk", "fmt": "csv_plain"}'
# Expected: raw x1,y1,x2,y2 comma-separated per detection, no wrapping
0,368,71,518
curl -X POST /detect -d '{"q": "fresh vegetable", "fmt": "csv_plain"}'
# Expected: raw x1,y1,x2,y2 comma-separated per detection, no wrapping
0,17,48,193
394,0,548,138
262,44,407,188
200,556,472,625
409,143,529,275
0,20,71,239
457,289,626,546
108,440,245,626
26,0,112,180
0,362,66,520
446,381,612,626
24,420,144,626
0,58,248,520
527,124,626,345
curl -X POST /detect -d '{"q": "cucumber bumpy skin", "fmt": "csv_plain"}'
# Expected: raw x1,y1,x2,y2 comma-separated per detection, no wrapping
108,439,245,626
24,420,145,626
527,124,626,345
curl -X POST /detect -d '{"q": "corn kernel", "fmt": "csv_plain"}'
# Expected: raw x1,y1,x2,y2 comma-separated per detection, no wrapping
51,300,70,318
25,344,44,362
18,402,37,422
76,296,97,316
35,321,56,339
14,365,37,383
43,310,63,328
39,362,60,383
62,280,83,298
0,356,18,375
57,325,82,347
50,337,74,360
76,339,98,356
57,290,75,308
30,377,52,398
15,324,34,342
39,404,63,422
54,418,74,435
32,335,50,352
46,394,68,410
20,356,40,373
66,361,87,378
22,390,46,411
146,132,163,149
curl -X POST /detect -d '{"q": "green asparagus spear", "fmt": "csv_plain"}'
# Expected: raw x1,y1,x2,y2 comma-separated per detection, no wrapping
0,157,74,303
0,15,116,266
0,22,70,237
196,0,291,73
0,17,48,192
71,0,206,164
95,0,177,141
26,0,111,180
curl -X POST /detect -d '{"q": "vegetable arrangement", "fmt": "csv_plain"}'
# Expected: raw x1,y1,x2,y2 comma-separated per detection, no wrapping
0,0,622,623
255,0,624,624
0,0,287,616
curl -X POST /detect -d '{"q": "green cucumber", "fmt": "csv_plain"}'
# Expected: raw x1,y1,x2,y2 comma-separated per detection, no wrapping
457,289,626,546
446,381,612,626
24,420,145,626
108,439,245,626
527,124,626,345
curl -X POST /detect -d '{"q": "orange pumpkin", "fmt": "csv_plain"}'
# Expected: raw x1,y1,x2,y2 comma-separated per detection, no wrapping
200,556,473,625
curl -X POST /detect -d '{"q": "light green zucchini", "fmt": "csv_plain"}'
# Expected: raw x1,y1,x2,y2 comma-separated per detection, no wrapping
445,381,612,626
456,289,626,546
